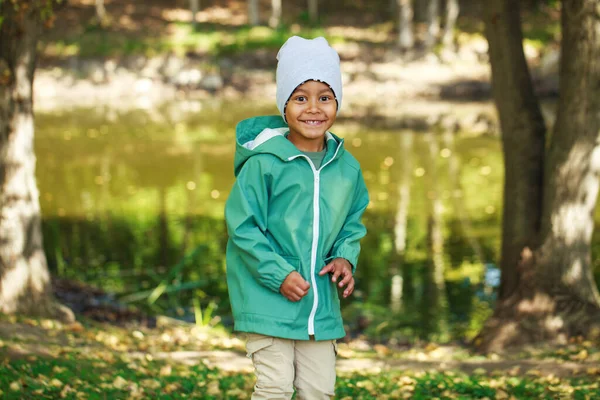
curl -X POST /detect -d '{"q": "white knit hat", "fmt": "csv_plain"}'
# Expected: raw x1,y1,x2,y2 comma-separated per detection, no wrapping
276,36,342,121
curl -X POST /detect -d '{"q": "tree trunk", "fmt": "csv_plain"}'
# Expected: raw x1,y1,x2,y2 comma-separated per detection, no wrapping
308,0,318,24
442,0,459,48
190,0,200,30
484,0,546,300
248,0,260,26
424,0,440,50
270,0,282,28
95,0,106,22
0,3,72,320
476,0,600,352
397,0,415,50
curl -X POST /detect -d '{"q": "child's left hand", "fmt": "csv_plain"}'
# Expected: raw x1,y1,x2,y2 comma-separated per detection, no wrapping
319,258,354,298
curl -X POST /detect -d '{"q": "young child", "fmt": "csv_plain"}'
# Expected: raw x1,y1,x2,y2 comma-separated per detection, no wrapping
225,36,369,399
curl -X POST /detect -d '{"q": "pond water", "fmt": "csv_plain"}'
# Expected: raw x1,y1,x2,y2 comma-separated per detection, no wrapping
34,100,589,343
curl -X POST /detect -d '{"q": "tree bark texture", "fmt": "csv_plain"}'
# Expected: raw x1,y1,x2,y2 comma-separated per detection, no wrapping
308,0,318,24
190,0,199,29
424,0,441,49
536,0,600,305
397,0,414,49
442,0,459,48
270,0,282,28
476,0,600,352
0,1,72,320
484,0,546,300
248,0,260,26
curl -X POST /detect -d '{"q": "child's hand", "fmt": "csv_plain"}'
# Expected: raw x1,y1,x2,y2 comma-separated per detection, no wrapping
280,271,310,302
319,258,355,298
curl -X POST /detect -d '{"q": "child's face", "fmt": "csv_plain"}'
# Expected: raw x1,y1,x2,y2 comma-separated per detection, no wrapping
285,80,337,151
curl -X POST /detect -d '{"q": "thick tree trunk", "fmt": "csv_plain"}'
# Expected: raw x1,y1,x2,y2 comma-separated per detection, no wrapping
484,0,546,300
248,0,260,26
535,0,600,306
476,0,600,352
270,0,282,28
442,0,459,48
424,0,440,50
397,0,415,50
0,2,72,320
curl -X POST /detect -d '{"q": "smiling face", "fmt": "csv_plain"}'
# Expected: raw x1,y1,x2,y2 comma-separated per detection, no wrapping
284,80,337,152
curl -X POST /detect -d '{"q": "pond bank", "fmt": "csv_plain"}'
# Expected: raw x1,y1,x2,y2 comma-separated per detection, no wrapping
35,42,559,135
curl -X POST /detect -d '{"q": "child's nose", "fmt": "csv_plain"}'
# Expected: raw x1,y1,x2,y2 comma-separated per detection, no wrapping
307,98,320,112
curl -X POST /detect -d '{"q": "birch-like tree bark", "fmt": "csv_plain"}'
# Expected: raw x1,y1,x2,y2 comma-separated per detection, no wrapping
442,0,459,48
0,1,72,320
424,0,440,50
270,0,282,28
397,0,415,50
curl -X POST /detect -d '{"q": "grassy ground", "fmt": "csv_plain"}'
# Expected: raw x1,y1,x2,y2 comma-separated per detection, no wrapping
2,314,599,399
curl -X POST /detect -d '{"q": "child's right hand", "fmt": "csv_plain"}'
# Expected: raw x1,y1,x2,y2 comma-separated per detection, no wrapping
280,271,310,302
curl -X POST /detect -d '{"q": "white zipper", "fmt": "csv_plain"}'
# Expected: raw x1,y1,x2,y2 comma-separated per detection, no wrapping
288,142,342,336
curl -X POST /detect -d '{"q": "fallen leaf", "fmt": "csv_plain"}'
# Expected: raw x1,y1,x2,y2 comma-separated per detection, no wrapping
160,365,172,376
10,381,21,391
112,376,128,390
50,378,64,388
207,381,221,396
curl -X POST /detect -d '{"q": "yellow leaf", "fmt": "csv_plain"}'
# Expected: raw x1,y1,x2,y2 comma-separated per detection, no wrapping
398,376,416,386
132,330,144,340
207,381,221,396
374,344,391,357
67,322,85,333
140,379,161,389
526,370,541,376
50,379,64,388
112,376,128,390
425,343,438,352
226,388,248,399
586,367,600,375
473,368,487,375
53,366,67,374
495,389,510,399
160,365,172,376
571,350,588,361
164,383,181,393
10,381,21,391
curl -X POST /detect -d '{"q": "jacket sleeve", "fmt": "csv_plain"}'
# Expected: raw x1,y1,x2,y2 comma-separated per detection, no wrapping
325,169,369,273
225,157,296,293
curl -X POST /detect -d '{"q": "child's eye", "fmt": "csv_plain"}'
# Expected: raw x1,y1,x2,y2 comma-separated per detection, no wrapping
320,96,331,102
295,96,307,102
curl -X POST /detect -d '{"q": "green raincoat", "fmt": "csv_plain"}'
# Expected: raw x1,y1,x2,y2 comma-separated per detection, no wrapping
225,115,369,340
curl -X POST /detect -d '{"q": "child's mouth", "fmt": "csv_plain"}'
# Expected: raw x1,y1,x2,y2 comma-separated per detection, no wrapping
302,120,324,126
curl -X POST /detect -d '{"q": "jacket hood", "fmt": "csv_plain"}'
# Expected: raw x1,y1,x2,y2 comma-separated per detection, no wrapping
234,115,345,176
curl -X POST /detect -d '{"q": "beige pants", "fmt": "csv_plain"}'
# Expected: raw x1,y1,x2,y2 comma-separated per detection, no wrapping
245,333,338,400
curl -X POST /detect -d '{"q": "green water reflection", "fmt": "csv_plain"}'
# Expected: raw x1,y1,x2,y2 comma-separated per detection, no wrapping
35,101,515,342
